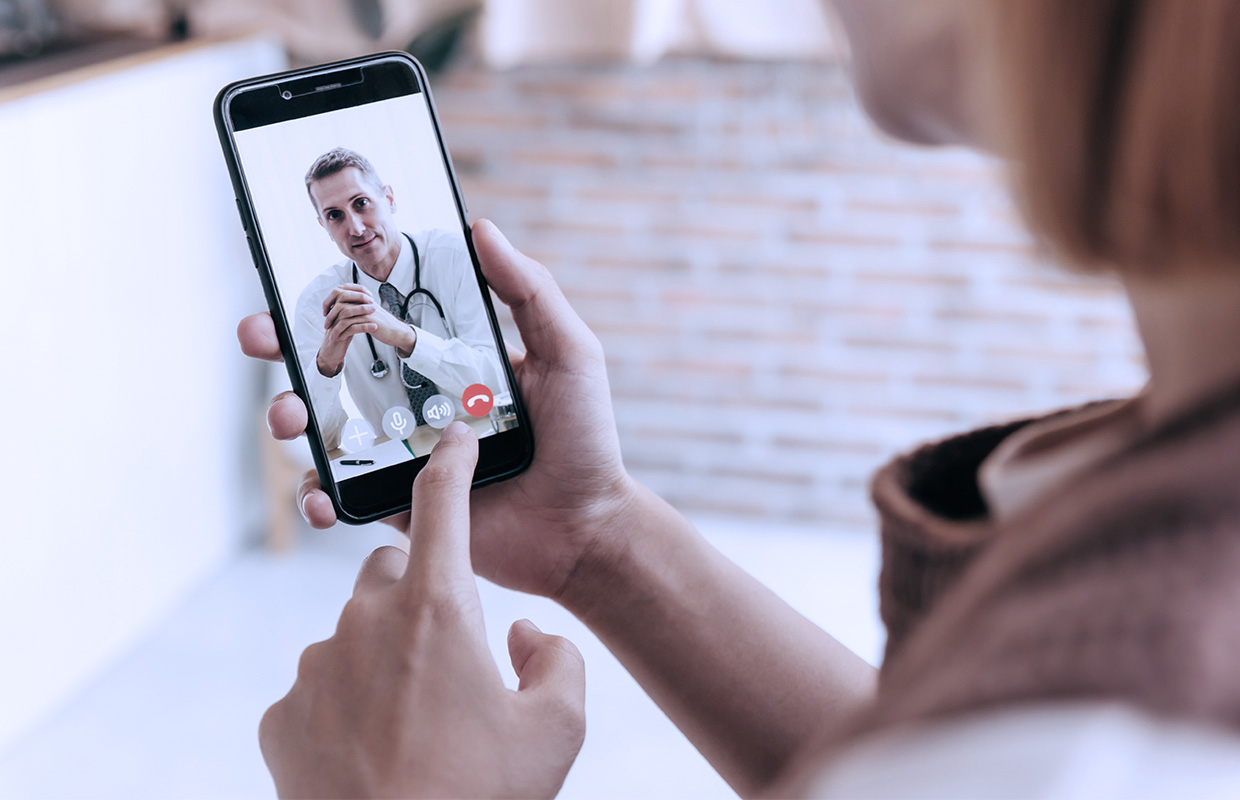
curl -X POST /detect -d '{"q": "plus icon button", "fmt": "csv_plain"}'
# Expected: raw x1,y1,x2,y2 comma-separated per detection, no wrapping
341,418,375,454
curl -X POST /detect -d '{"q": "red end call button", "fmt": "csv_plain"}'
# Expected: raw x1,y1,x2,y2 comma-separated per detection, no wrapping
462,384,494,417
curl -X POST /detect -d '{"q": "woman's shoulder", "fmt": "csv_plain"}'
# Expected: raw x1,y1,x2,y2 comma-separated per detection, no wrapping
866,388,1240,739
810,702,1240,799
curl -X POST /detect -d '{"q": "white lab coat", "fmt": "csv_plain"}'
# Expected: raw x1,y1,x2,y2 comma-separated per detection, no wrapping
294,228,502,450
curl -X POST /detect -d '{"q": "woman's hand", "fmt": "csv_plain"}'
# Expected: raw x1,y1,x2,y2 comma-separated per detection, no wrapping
246,221,878,794
238,219,638,599
259,422,586,799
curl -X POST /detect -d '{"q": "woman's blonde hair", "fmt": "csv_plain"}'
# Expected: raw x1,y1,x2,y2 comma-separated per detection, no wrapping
992,0,1240,274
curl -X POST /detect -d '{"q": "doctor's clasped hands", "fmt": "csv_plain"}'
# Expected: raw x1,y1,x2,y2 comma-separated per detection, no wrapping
315,282,417,378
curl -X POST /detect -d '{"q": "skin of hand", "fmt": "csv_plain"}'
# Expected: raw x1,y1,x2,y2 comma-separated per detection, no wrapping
315,282,417,377
258,421,586,799
241,219,877,794
240,218,639,600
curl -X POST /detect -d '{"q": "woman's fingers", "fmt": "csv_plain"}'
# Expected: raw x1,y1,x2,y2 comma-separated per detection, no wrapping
243,309,412,534
381,510,412,532
405,422,480,592
296,470,338,529
353,545,408,596
507,620,587,714
267,391,309,441
242,312,331,527
472,219,599,368
293,468,410,532
238,312,283,362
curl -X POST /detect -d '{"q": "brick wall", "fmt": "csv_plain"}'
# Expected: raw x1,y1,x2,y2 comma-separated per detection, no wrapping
433,58,1147,533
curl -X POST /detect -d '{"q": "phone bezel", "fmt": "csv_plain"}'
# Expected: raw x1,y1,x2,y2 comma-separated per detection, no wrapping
214,52,534,524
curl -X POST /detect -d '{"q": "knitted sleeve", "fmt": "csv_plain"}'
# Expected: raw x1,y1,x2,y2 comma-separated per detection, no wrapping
869,421,1029,666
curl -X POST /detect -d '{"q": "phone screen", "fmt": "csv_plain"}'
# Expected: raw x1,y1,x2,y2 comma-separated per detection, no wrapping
219,56,528,518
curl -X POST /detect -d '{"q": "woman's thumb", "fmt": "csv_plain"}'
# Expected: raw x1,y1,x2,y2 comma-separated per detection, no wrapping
471,219,594,364
508,619,587,711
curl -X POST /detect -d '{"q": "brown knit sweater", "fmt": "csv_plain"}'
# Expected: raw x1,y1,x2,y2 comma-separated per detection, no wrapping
856,386,1240,737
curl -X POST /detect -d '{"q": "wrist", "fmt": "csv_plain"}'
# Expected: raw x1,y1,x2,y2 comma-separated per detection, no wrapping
317,349,343,378
397,325,417,359
553,478,685,621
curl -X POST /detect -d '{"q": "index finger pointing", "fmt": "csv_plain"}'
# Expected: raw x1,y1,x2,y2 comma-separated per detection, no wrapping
405,421,479,593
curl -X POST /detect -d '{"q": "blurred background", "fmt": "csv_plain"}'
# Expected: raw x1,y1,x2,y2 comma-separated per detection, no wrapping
0,0,1146,796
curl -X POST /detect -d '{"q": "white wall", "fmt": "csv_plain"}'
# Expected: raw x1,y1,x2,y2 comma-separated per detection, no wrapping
0,37,285,753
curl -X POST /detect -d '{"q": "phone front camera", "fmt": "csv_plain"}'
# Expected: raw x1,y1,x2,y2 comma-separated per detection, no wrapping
280,89,292,100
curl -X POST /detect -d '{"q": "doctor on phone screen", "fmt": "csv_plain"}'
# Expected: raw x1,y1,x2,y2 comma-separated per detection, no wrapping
293,147,501,451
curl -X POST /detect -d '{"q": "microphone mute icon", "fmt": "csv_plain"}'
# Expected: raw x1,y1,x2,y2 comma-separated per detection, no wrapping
383,406,414,441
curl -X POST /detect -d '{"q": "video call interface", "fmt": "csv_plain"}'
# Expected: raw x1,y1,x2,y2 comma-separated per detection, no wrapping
234,86,518,482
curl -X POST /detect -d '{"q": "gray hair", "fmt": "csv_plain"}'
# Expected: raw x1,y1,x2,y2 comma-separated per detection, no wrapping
304,147,385,213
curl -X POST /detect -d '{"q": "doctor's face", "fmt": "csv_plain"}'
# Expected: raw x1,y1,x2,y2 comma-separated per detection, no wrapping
310,167,401,274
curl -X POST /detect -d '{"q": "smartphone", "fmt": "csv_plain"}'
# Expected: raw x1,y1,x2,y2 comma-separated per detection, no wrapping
215,52,533,524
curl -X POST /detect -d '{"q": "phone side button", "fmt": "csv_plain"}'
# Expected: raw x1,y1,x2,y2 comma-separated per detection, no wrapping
245,234,261,268
235,198,250,232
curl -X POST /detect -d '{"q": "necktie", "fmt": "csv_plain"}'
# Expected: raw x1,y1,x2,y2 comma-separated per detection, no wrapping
378,282,439,427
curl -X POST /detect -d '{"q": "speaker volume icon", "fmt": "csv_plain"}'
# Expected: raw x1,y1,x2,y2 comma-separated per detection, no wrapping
421,394,455,430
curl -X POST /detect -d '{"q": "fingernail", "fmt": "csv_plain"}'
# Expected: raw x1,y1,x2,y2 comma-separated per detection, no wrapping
444,420,469,437
299,492,311,520
264,396,279,434
483,219,514,253
511,619,540,637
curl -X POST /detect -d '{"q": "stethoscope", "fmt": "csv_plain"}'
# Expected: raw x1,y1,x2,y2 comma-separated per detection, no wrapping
354,232,450,386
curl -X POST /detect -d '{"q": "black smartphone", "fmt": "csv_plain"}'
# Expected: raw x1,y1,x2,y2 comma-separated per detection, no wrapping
215,52,533,524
